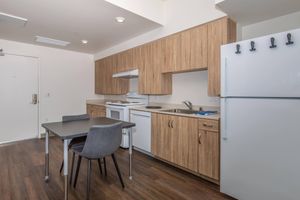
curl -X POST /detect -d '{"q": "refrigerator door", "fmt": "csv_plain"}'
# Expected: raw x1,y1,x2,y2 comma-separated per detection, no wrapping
221,28,300,98
221,98,300,200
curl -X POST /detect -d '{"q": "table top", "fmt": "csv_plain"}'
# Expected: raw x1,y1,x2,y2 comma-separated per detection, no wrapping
42,117,135,140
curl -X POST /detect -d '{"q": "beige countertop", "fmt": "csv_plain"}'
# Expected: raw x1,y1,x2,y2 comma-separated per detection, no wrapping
86,99,109,106
86,100,220,120
130,103,220,120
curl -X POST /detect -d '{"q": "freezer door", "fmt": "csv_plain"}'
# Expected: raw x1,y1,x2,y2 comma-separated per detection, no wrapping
221,28,300,98
221,98,300,200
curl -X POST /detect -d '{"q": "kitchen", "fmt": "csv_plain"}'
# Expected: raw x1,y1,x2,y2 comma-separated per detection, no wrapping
0,0,300,200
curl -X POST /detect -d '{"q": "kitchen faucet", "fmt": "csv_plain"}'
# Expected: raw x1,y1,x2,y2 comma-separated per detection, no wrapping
183,100,193,110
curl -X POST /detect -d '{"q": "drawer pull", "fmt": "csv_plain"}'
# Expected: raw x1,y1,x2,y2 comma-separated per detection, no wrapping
171,120,174,128
203,123,213,128
198,133,202,144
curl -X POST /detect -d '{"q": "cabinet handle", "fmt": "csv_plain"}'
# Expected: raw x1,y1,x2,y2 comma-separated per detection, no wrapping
168,120,170,128
171,120,174,128
203,123,213,128
198,133,202,144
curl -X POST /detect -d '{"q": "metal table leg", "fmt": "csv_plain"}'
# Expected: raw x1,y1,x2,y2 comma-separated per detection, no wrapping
45,130,49,182
129,128,133,180
63,139,69,200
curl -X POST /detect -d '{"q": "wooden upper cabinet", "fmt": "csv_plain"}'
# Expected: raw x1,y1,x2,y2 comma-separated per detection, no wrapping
190,25,208,70
208,17,236,96
116,49,134,72
138,40,172,95
94,56,129,95
163,33,181,72
162,24,208,73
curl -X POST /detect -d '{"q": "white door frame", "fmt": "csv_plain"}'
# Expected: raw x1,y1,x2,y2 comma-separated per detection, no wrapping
0,50,41,141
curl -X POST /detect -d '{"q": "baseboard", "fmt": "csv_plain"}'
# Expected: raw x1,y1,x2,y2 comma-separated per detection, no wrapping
40,132,55,138
0,137,38,146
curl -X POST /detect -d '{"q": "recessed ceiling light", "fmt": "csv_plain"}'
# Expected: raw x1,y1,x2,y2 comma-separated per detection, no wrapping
35,36,70,46
81,40,88,44
115,17,125,23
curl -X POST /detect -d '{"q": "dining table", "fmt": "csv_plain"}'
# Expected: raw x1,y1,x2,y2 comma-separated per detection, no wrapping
42,117,136,200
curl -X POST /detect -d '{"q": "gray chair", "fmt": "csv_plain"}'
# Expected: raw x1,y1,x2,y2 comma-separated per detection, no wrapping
59,114,90,175
71,122,124,200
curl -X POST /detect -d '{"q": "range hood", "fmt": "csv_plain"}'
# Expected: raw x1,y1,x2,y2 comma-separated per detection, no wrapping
112,69,139,78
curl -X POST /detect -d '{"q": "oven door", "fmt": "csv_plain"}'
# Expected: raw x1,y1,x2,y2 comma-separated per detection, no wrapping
106,105,126,120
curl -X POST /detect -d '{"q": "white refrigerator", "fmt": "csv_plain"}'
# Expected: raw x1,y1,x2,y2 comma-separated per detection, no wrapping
220,28,300,200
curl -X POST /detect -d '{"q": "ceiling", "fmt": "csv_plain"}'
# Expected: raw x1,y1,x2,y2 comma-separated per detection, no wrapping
0,0,162,53
216,0,300,25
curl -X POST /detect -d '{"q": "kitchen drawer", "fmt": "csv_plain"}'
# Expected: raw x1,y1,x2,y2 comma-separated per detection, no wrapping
198,119,219,131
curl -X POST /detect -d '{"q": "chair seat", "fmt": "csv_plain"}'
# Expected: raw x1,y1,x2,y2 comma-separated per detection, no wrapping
71,142,85,153
69,136,86,148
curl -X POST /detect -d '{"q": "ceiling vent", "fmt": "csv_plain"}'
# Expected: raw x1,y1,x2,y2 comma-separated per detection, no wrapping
35,36,70,46
0,12,28,26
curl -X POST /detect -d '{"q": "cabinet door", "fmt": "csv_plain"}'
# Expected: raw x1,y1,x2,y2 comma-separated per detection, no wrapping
95,56,129,95
190,25,208,70
139,41,172,95
208,17,236,96
86,104,106,118
163,33,181,73
95,59,109,94
151,113,173,161
171,116,198,172
198,130,220,180
116,49,134,72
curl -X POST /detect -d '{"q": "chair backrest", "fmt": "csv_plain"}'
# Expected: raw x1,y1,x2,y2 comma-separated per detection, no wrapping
80,122,123,159
62,114,90,122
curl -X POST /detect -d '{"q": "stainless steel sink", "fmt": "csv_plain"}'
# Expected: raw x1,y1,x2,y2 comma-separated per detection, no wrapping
161,109,198,114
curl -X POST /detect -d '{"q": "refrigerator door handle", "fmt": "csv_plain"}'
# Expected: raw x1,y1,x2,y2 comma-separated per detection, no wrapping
221,98,228,140
221,57,228,97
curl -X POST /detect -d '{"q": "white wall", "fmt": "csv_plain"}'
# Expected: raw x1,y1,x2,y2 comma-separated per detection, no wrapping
242,11,300,40
150,71,220,106
0,39,103,135
96,0,226,107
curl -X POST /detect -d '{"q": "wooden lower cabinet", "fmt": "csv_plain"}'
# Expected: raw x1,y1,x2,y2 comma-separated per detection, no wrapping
151,113,198,172
198,119,220,180
198,130,220,180
152,113,220,182
86,104,106,118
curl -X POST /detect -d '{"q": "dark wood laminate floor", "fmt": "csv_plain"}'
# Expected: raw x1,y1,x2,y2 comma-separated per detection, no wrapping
0,137,234,200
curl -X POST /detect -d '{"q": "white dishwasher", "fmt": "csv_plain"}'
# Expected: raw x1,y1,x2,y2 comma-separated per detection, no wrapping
130,110,151,154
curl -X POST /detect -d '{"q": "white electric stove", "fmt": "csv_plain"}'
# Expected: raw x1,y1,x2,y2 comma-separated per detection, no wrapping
106,92,148,148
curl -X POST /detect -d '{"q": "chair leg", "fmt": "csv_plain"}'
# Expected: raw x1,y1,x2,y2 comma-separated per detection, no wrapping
69,152,75,184
111,153,125,188
97,159,103,175
73,155,82,188
86,160,92,200
103,157,107,176
59,160,64,174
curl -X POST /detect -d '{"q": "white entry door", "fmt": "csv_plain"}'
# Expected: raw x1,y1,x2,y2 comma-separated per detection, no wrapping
0,54,39,144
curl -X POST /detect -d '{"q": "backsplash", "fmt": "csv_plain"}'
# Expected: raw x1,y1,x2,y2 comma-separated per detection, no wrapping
104,70,220,107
